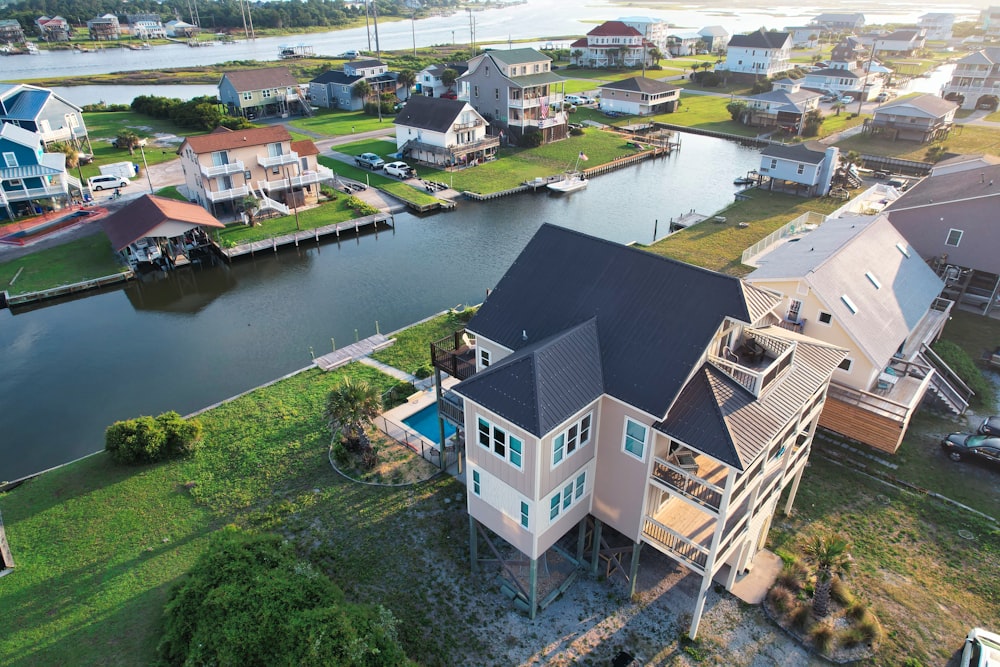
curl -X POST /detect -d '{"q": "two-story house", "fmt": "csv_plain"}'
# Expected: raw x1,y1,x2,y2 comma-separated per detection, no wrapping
666,32,704,58
873,29,926,57
758,142,839,196
722,29,792,78
802,65,882,101
865,94,958,143
35,16,71,42
87,14,121,41
177,126,332,218
393,95,498,168
415,63,468,98
0,83,91,152
0,20,26,45
0,123,83,220
431,224,846,638
784,27,820,49
569,21,655,69
811,13,865,32
918,13,955,41
942,48,1000,110
219,67,307,120
884,158,1000,317
618,16,669,50
737,78,821,133
746,214,963,453
698,26,730,53
459,48,568,145
308,59,397,110
126,14,166,40
830,36,868,69
597,76,679,116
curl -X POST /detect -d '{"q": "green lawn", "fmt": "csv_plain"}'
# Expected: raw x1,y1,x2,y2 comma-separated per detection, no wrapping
371,309,477,375
0,232,126,296
650,93,758,137
80,111,196,180
836,125,1000,162
288,108,399,138
217,196,362,245
642,190,845,275
316,153,444,208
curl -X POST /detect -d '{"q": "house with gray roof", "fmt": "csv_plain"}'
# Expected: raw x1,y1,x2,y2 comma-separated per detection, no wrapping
698,25,729,53
0,19,26,45
722,29,791,77
415,63,468,98
746,214,961,452
865,94,958,143
873,29,926,56
918,13,955,41
219,67,307,119
393,95,498,167
86,13,120,41
308,59,396,110
459,48,568,145
737,79,821,133
597,76,679,116
0,83,90,151
811,13,865,31
758,141,839,196
942,47,1000,110
884,161,1000,317
430,224,845,638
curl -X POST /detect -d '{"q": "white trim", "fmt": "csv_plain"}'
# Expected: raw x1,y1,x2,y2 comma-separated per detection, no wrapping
551,411,593,469
622,417,649,461
945,228,963,247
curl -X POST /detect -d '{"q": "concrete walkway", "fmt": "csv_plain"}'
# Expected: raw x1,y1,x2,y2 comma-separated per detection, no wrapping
358,356,435,390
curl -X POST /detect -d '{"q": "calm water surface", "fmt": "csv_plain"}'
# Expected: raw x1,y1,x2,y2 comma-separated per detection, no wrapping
0,133,760,481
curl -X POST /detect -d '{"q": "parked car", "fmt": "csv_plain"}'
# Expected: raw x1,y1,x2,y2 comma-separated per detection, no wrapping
978,416,1000,436
87,174,129,191
566,94,591,105
339,49,360,59
354,153,384,170
820,94,837,103
940,432,1000,464
393,101,406,112
887,177,909,190
440,90,458,100
112,137,147,149
839,95,855,104
384,161,416,179
960,627,1000,667
875,92,890,103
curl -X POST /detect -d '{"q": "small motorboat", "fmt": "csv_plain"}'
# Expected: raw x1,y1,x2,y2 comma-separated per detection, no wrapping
547,172,587,194
734,176,754,185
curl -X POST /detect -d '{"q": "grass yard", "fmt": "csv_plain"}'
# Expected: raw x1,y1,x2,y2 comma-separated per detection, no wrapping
371,309,477,375
648,93,758,137
642,190,845,275
216,195,362,245
288,108,400,138
836,125,1000,162
0,232,126,296
80,111,196,180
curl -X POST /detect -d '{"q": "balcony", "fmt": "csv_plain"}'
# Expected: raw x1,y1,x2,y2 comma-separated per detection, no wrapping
453,118,484,131
708,331,795,397
200,160,245,179
204,185,250,202
3,182,70,201
257,151,299,168
430,329,477,380
650,451,727,513
259,167,333,192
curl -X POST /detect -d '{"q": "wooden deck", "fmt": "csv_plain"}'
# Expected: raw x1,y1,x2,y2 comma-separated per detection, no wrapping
313,333,394,371
217,213,392,259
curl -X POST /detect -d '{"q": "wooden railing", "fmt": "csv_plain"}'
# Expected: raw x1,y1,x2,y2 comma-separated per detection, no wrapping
642,517,708,572
650,458,722,512
430,329,478,380
438,394,465,426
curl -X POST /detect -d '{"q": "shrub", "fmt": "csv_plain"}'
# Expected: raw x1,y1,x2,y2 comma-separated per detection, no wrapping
857,615,883,643
775,560,807,592
569,126,584,136
810,623,836,653
931,339,994,408
414,364,433,379
847,600,868,621
839,627,866,647
105,412,202,464
831,578,854,606
790,604,812,632
520,128,543,147
767,584,794,613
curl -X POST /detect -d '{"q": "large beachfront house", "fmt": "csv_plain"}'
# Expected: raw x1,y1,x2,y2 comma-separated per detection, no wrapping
722,29,791,78
393,95,499,168
942,48,1000,110
308,59,398,111
459,48,568,145
0,83,91,151
569,21,656,69
178,126,332,218
597,76,679,116
431,224,846,638
746,214,963,453
0,123,83,220
218,67,308,120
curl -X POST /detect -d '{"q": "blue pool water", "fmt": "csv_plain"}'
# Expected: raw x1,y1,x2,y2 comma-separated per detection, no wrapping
403,403,456,443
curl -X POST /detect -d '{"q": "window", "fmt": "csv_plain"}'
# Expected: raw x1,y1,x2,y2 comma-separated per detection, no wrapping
262,88,272,99
244,170,252,180
520,501,529,528
474,85,479,97
838,358,852,371
472,469,481,495
796,163,805,175
549,495,560,520
946,228,963,247
495,88,499,100
2,152,16,168
623,418,648,460
562,482,573,509
552,413,592,467
787,299,802,322
770,158,777,169
509,436,522,468
477,416,520,469
479,348,491,368
549,472,587,522
818,311,833,325
575,473,585,499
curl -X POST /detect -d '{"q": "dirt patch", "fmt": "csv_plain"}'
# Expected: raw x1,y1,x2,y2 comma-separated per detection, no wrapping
330,432,439,486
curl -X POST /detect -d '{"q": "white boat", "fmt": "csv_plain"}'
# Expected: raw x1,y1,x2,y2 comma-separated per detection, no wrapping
547,172,588,193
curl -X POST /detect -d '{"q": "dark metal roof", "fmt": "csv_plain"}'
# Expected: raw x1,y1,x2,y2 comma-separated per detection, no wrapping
598,76,679,95
464,224,771,420
761,141,828,165
728,29,790,49
310,70,362,86
393,95,470,132
455,319,604,437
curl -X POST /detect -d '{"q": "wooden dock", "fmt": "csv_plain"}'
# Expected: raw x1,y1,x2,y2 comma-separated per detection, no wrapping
314,333,395,371
217,213,392,259
3,270,134,309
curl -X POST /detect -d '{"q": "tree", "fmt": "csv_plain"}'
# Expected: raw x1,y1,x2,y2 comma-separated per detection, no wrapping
571,48,584,65
648,47,663,66
396,69,416,101
352,78,372,105
726,100,748,122
440,67,459,92
324,378,382,465
115,129,141,156
50,141,79,170
241,195,260,226
804,533,852,618
801,109,825,136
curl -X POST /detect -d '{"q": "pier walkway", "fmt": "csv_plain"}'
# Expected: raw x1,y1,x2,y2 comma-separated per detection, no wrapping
313,333,396,371
218,213,391,259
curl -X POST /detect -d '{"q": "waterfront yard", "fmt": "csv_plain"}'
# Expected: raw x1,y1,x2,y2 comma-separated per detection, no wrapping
80,111,198,179
836,125,1000,162
216,194,365,245
0,232,125,296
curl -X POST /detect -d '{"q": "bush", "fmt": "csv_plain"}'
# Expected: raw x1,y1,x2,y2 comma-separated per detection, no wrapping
847,600,868,621
790,604,813,632
768,584,794,612
105,411,202,464
345,195,379,216
520,128,543,147
810,623,836,653
831,578,854,606
775,560,807,592
931,339,994,408
569,126,584,136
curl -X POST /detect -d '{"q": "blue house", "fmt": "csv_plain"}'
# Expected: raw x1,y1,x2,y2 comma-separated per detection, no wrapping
0,123,82,219
0,83,91,152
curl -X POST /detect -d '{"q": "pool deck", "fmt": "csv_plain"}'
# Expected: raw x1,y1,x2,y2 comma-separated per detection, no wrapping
0,206,108,246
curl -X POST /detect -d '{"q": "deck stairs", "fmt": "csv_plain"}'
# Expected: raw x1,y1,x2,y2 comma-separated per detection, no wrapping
254,185,290,216
915,344,973,415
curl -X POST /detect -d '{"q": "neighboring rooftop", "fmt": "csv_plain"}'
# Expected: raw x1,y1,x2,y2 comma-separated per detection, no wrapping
221,66,298,92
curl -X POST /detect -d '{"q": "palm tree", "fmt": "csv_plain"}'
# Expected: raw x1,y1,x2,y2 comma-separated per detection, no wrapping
50,142,79,170
571,49,583,66
115,129,141,156
324,378,382,463
241,195,260,226
804,533,852,618
353,79,372,107
396,69,416,101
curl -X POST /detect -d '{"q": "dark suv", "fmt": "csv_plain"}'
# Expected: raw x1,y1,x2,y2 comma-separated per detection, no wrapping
940,432,1000,465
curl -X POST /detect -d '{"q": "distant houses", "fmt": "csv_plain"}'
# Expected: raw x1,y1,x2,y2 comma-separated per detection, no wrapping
126,14,166,40
942,47,1000,110
87,14,121,41
811,13,865,32
0,19,26,45
35,16,71,42
415,63,468,98
569,21,657,68
219,67,307,120
737,78,821,134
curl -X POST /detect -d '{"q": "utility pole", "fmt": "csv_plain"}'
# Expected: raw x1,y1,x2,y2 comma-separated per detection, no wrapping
373,0,382,122
283,166,300,230
858,42,875,117
139,142,154,194
364,1,372,52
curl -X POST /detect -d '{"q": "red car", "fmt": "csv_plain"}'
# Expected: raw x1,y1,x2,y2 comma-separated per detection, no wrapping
440,90,458,100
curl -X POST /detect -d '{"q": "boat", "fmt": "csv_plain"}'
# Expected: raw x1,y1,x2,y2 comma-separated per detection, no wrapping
279,44,314,59
734,176,754,185
547,172,587,193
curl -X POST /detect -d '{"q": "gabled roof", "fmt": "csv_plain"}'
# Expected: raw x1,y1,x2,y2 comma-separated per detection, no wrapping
747,216,944,367
101,195,224,252
462,224,777,420
422,63,468,77
875,93,957,118
956,48,1000,66
455,319,605,437
221,67,298,93
728,28,790,50
393,95,478,133
482,47,550,66
0,83,81,120
290,139,319,156
745,88,822,112
179,126,291,154
699,25,729,37
930,153,1000,175
808,67,862,79
885,162,1000,211
309,70,362,86
879,30,922,42
657,331,846,470
347,59,385,69
587,21,643,38
598,76,679,95
761,141,829,165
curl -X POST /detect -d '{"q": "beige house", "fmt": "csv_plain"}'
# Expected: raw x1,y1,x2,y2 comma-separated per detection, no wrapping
431,224,846,638
177,126,332,218
746,213,967,453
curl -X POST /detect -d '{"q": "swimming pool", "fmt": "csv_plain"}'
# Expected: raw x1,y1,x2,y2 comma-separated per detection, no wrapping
402,403,456,443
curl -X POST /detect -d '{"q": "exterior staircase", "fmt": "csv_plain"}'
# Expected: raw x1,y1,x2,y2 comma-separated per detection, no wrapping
254,185,290,216
916,344,973,415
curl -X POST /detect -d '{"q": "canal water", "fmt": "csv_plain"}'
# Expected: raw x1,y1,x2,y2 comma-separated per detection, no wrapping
0,133,760,481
